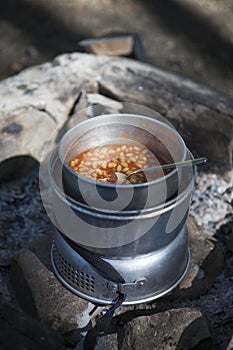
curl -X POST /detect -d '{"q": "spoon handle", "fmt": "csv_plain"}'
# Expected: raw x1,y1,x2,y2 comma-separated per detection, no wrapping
129,157,207,176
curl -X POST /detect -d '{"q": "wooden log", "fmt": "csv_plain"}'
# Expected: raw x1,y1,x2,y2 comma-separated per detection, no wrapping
0,53,232,170
98,60,233,171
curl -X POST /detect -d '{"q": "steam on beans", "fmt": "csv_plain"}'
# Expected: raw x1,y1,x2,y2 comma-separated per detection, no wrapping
68,143,169,184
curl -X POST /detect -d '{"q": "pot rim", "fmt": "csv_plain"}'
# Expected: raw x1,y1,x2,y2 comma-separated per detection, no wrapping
58,113,187,189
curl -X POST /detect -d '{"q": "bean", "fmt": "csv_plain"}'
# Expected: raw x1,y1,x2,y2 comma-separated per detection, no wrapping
108,162,116,168
121,161,128,168
69,142,168,185
130,177,137,184
96,169,103,176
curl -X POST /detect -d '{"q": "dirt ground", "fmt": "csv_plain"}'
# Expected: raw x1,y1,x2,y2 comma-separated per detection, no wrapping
0,0,233,98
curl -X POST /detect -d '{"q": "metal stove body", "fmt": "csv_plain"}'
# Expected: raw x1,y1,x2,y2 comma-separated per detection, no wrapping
47,114,194,305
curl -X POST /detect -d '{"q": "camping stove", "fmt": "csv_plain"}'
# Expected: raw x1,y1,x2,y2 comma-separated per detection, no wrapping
48,114,195,305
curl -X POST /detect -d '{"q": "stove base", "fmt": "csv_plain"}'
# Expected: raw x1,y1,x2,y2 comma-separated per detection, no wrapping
51,228,190,305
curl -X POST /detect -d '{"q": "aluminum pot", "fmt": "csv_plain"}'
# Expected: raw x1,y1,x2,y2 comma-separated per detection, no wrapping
49,114,194,256
58,114,188,211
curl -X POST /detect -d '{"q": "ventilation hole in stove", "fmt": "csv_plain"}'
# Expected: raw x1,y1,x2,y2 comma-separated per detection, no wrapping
53,246,95,293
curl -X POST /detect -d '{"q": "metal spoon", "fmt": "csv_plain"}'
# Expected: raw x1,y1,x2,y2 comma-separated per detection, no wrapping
115,157,207,184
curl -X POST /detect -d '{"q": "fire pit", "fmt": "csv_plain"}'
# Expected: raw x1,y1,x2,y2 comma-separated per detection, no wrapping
48,113,195,305
1,52,232,349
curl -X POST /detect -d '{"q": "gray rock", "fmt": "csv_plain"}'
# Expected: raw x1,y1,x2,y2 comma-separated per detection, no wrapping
169,216,224,299
95,333,118,350
118,308,212,350
0,298,64,350
10,235,91,334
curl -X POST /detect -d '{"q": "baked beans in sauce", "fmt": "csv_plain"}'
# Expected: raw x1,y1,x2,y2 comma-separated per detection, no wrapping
69,143,170,184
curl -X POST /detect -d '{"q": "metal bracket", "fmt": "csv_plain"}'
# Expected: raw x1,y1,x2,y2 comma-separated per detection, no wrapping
108,278,147,293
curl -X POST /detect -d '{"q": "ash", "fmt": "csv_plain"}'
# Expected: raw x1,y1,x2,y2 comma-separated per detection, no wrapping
0,168,52,266
190,172,233,234
188,171,233,348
